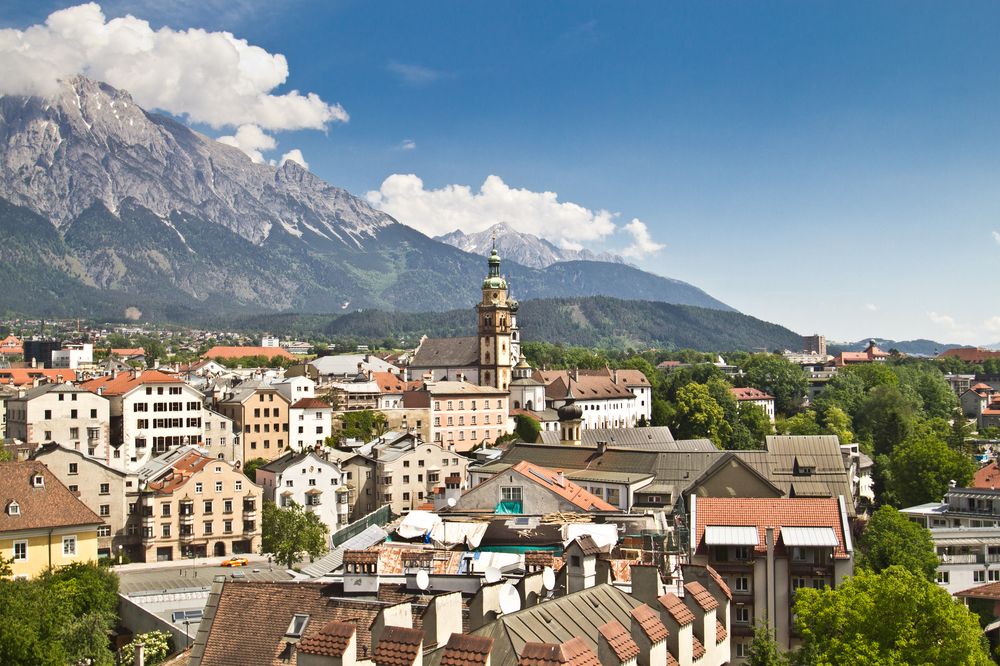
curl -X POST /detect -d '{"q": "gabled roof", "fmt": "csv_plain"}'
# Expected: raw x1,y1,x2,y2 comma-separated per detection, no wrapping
202,346,294,360
694,496,851,559
684,452,784,498
0,369,74,387
938,347,1000,363
259,450,338,474
372,371,421,394
537,428,680,448
683,581,719,611
439,634,494,666
146,450,222,494
297,621,355,658
657,593,694,626
729,387,774,401
81,369,185,396
628,605,669,643
973,462,1000,489
15,381,99,402
509,461,618,512
411,337,479,369
0,461,103,533
540,374,634,402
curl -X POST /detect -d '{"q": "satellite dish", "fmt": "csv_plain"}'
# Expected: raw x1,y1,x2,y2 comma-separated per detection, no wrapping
542,566,556,591
499,582,522,614
415,570,430,591
484,566,502,584
447,497,457,508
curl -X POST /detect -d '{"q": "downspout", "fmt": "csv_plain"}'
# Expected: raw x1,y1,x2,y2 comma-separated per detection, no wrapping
48,527,55,570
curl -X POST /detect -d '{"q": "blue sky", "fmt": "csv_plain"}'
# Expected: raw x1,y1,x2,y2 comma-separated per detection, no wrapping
5,1,1000,345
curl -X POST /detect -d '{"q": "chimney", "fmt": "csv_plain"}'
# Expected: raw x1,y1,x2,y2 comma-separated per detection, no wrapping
596,440,608,455
516,570,545,608
469,581,504,630
599,620,641,666
439,634,493,666
613,369,619,385
571,368,578,382
373,626,423,666
630,566,665,607
682,582,718,665
655,594,693,666
369,601,412,653
297,621,357,666
564,537,598,593
31,357,37,369
133,641,145,666
421,592,463,649
555,471,566,487
628,606,668,666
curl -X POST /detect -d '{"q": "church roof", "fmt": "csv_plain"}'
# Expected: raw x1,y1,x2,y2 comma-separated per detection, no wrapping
411,337,479,369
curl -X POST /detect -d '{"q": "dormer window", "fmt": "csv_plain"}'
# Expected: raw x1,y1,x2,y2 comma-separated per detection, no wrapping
285,614,310,639
6,501,20,516
31,474,44,488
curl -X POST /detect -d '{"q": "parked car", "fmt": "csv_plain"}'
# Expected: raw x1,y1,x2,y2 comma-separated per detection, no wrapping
220,557,249,567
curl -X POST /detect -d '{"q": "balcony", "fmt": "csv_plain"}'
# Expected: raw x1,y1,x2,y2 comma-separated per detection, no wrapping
942,553,984,564
179,530,195,542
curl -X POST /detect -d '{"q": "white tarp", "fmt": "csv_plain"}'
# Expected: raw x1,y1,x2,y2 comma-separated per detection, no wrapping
395,510,442,540
562,523,618,551
430,521,488,549
470,551,523,574
780,526,839,547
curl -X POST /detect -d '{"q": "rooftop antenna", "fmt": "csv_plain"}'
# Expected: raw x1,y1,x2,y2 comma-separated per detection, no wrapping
484,566,502,584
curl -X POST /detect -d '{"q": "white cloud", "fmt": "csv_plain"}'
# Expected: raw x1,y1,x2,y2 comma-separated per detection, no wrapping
928,311,958,329
217,124,276,163
984,316,1000,333
399,139,417,151
993,230,1000,245
620,218,665,259
0,3,348,131
387,61,445,86
366,174,622,248
278,148,308,170
864,303,878,312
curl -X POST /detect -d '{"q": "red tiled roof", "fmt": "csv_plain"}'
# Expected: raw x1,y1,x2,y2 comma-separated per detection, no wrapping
536,370,637,400
519,638,600,666
684,581,719,611
0,369,72,387
0,461,103,533
290,398,330,410
81,369,182,396
973,462,1000,489
146,451,217,494
691,636,705,660
568,535,603,556
729,387,774,401
973,383,993,391
716,619,727,644
372,371,420,394
109,347,146,356
956,581,1000,600
297,621,355,657
439,633,494,666
694,497,850,559
202,346,294,360
938,348,1000,363
374,625,423,666
629,604,669,643
511,461,618,512
658,593,695,626
598,621,640,661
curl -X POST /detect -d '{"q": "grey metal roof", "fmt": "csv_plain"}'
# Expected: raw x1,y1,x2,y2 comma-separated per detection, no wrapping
299,524,388,578
780,526,839,547
704,526,759,546
410,337,479,369
470,584,642,666
563,469,654,484
537,427,683,448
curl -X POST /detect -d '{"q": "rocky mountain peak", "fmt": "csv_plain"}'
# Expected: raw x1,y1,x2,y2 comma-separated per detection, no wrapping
436,221,626,269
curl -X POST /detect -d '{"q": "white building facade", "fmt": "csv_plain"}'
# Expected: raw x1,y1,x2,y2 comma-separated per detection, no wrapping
256,451,350,541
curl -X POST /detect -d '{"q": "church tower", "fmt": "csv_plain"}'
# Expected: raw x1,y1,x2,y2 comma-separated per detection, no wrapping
477,241,514,390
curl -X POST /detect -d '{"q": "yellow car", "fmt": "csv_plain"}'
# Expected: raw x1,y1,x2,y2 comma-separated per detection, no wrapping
220,557,249,567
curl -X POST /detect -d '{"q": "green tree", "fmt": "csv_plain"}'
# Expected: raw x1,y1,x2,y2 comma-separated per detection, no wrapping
515,414,541,443
747,621,788,666
671,383,729,447
262,500,329,568
741,354,808,416
241,457,268,483
729,402,773,451
822,406,854,445
121,630,173,666
885,432,975,508
857,506,939,580
777,410,823,436
339,410,388,442
793,566,991,665
812,371,868,421
893,364,959,419
854,385,918,456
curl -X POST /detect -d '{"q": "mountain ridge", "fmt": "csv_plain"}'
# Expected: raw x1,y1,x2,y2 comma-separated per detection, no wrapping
0,76,735,317
436,221,626,269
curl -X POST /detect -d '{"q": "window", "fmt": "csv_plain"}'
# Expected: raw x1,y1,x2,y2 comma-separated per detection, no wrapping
195,483,203,493
69,485,78,493
285,614,310,639
44,409,52,419
204,521,213,535
70,410,78,419
501,486,523,502
736,641,750,658
99,483,110,495
13,540,27,562
735,546,751,561
68,463,78,475
161,524,171,538
735,576,749,592
97,525,111,537
7,501,19,516
224,520,233,534
975,570,987,583
100,504,110,517
161,503,171,517
204,500,213,514
990,570,1000,582
70,427,79,439
224,499,233,513
734,606,750,624
215,481,223,492
235,481,243,491
62,536,77,556
90,409,97,418
936,571,950,584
